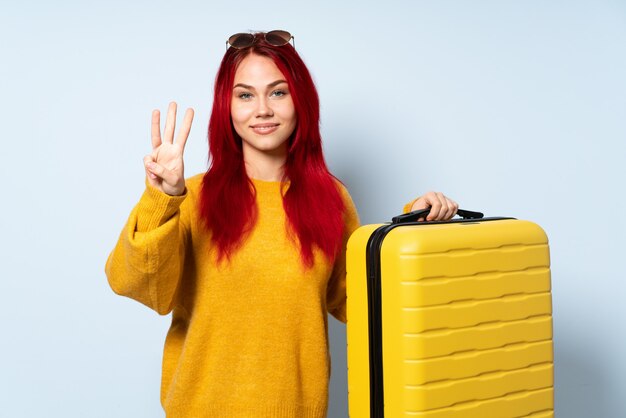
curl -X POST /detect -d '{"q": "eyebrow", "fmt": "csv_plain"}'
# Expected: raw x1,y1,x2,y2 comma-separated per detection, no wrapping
233,79,288,90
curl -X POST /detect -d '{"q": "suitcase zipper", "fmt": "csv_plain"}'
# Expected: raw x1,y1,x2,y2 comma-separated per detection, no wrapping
366,224,395,418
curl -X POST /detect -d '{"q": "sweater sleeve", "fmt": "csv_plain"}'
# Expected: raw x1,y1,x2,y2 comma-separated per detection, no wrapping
326,184,361,324
403,197,419,214
104,178,190,315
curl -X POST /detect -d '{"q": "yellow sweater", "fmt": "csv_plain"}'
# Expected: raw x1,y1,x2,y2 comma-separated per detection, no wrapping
105,173,416,417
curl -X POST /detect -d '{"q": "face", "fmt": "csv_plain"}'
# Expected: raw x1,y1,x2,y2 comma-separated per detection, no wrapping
231,53,297,160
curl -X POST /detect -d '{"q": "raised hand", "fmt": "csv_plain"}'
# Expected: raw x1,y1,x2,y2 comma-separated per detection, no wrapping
144,102,194,196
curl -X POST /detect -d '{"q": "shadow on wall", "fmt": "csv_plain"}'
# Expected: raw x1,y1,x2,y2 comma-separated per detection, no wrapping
328,321,348,418
555,339,610,418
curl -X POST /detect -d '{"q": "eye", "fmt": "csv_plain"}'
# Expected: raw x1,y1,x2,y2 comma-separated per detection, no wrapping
271,89,287,97
237,92,253,100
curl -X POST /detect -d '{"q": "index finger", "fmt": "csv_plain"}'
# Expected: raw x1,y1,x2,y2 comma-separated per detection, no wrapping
151,109,162,149
175,108,195,150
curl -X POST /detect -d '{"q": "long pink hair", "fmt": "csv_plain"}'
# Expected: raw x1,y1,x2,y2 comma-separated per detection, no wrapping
199,33,346,268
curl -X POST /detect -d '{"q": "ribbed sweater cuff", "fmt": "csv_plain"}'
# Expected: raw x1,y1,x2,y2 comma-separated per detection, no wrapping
137,178,187,232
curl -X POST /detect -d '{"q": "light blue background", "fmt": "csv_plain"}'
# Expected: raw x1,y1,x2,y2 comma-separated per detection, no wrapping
1,0,624,417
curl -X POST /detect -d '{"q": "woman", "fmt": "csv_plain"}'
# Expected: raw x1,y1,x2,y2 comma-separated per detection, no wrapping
105,30,458,418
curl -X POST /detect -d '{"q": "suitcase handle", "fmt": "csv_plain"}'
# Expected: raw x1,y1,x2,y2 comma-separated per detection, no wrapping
391,208,484,224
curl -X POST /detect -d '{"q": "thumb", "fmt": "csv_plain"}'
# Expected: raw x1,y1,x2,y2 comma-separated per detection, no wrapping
146,159,176,186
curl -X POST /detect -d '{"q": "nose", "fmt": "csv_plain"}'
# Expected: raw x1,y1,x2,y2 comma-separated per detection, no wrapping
256,96,274,118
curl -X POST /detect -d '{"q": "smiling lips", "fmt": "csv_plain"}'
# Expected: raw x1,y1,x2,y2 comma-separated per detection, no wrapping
251,123,280,135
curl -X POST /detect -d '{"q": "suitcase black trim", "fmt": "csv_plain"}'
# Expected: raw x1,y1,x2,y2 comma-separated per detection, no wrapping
365,217,513,418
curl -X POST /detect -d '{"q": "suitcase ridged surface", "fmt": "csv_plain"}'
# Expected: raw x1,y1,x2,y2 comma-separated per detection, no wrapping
347,219,553,417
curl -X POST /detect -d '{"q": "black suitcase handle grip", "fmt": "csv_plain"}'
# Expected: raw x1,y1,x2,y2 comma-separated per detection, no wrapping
392,208,484,224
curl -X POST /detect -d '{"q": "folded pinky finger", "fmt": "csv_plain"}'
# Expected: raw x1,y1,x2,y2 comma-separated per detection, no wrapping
143,156,158,179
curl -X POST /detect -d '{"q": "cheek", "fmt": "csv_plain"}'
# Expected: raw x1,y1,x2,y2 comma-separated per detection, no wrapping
230,104,245,124
230,104,252,133
282,101,297,127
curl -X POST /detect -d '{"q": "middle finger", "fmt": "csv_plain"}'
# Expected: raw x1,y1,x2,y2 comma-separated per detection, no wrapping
163,101,177,144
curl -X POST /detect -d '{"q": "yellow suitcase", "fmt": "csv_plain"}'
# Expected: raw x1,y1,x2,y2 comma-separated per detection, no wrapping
346,209,553,417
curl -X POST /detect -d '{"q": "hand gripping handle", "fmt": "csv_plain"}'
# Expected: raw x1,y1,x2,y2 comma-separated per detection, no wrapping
391,208,484,224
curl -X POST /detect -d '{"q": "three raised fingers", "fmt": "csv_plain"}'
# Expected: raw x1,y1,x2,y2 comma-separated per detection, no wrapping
151,102,194,150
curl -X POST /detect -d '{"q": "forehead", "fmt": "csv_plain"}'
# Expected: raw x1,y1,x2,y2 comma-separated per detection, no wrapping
233,54,285,85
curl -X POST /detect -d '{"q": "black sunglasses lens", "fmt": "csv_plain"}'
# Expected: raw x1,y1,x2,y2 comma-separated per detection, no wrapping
228,33,254,49
265,30,291,46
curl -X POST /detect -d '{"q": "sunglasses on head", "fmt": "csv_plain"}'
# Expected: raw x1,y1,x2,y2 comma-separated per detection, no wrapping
226,30,295,50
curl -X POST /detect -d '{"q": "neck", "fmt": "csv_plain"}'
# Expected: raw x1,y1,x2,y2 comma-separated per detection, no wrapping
243,145,287,182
